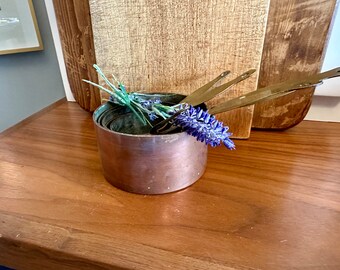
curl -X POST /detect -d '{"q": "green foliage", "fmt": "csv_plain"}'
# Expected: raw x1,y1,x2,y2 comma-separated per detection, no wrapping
83,64,149,125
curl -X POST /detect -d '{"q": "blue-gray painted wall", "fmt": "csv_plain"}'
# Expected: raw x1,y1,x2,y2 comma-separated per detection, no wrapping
0,0,65,132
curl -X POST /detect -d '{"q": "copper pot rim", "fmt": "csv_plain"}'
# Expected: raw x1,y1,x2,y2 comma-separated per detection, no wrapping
93,102,186,139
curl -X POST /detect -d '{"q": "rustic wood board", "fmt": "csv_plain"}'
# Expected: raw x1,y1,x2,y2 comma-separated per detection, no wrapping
53,0,101,112
252,0,337,129
89,0,269,138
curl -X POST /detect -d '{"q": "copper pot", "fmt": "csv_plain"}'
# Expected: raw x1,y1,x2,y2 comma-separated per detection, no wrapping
93,94,207,195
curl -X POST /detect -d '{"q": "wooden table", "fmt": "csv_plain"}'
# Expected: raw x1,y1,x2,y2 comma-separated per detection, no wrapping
1,101,340,270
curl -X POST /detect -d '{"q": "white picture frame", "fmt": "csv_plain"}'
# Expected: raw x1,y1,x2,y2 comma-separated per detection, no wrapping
0,0,43,55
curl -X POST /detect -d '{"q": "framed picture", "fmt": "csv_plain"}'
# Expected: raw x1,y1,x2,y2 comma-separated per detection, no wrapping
0,0,43,55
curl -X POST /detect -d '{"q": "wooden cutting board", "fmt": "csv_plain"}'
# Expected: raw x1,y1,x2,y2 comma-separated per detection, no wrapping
252,0,337,129
53,0,101,112
89,0,269,138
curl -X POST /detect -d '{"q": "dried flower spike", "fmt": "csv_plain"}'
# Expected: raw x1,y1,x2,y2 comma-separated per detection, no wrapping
173,105,235,149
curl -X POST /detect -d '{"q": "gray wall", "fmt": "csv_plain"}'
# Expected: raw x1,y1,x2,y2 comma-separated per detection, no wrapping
0,0,65,132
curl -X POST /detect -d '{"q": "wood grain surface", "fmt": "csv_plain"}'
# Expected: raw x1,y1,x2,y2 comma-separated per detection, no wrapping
252,0,337,129
1,101,340,269
89,0,269,138
0,98,66,139
53,0,101,112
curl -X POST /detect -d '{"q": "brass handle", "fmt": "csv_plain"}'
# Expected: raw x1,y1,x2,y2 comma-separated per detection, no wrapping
182,69,256,106
209,67,340,115
181,70,230,105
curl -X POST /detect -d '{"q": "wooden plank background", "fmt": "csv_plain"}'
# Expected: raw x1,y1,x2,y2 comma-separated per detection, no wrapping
253,0,337,129
53,0,336,132
89,0,269,138
53,0,101,112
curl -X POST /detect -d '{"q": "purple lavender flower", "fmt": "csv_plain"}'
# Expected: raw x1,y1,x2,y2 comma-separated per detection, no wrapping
148,112,158,121
174,105,235,149
130,95,161,110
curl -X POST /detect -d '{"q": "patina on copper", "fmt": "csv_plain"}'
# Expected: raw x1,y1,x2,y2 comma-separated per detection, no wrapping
93,94,208,195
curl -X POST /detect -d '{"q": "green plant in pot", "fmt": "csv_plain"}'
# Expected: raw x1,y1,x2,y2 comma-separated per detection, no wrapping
85,65,235,149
